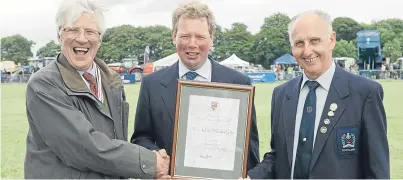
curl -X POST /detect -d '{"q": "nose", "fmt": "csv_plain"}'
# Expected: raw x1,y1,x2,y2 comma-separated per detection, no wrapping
75,30,89,43
187,36,197,48
302,43,313,57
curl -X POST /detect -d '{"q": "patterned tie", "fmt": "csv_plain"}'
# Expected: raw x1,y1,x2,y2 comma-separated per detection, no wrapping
185,71,198,80
293,80,320,179
82,72,98,97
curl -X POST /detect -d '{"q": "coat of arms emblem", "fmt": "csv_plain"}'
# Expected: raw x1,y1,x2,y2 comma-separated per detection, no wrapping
211,101,218,111
341,132,356,148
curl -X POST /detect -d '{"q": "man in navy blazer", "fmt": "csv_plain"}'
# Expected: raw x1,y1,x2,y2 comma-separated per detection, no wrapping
247,10,389,179
130,1,260,175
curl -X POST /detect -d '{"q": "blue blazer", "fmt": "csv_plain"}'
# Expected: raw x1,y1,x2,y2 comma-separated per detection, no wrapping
130,59,260,171
248,65,389,179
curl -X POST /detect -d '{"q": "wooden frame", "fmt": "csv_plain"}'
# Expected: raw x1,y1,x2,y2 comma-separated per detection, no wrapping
170,80,254,179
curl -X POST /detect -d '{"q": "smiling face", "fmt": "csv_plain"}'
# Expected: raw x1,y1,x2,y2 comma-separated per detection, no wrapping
290,13,336,79
58,12,101,71
172,16,213,71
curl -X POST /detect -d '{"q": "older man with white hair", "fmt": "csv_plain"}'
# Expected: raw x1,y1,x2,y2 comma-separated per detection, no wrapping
246,10,389,179
24,0,170,179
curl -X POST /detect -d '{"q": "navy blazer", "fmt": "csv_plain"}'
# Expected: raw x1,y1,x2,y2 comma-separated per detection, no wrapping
248,65,389,179
130,59,260,171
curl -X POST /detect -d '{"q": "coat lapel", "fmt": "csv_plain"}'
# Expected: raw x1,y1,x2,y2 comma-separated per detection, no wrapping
160,62,180,123
102,84,124,139
211,60,231,83
56,53,113,119
309,66,350,171
283,76,303,168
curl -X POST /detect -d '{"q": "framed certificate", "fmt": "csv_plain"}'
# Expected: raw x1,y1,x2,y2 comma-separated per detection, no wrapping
170,80,254,179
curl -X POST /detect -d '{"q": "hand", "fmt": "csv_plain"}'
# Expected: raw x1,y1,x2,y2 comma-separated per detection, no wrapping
154,149,170,178
156,174,171,179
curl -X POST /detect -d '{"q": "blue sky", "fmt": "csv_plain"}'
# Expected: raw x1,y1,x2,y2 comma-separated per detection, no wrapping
1,0,402,56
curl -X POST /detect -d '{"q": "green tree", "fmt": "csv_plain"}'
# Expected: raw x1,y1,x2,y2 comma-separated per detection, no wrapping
210,24,225,60
214,23,253,61
383,38,402,63
1,34,35,64
97,25,175,62
333,40,357,58
332,17,362,41
37,40,60,58
249,13,291,68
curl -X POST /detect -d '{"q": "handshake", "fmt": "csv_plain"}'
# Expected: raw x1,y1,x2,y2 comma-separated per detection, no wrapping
153,149,251,180
154,149,171,179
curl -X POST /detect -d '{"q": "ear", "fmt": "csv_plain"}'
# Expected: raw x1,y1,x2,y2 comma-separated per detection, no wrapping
209,33,214,49
172,32,177,46
210,33,214,42
58,36,62,45
329,31,336,50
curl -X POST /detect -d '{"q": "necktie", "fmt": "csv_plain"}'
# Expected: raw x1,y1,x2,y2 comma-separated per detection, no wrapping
185,71,198,80
293,80,320,179
82,72,98,97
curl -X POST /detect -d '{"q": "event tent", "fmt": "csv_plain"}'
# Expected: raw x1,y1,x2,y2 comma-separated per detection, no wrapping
219,54,249,66
274,54,297,65
152,53,179,68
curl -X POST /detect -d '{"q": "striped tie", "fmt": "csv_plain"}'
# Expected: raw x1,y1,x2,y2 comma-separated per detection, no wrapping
82,72,98,97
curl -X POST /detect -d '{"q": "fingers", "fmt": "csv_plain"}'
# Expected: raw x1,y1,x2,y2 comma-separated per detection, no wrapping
157,175,172,179
158,149,168,158
154,149,171,179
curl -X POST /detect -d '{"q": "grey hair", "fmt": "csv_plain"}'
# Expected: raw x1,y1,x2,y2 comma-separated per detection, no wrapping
55,0,106,39
287,10,333,46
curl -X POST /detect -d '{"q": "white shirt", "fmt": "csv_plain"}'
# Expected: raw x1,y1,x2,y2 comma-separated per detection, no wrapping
178,59,212,82
290,62,336,178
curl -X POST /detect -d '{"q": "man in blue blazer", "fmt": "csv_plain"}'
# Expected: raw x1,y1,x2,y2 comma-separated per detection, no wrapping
130,1,260,175
247,10,389,179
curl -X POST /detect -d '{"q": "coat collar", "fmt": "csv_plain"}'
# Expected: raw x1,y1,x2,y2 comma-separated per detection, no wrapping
56,53,122,93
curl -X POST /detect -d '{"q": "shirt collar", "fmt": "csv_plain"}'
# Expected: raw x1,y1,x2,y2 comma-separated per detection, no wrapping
300,61,336,91
77,62,97,78
178,58,211,80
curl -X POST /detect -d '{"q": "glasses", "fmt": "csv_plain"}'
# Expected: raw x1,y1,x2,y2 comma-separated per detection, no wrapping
61,27,101,40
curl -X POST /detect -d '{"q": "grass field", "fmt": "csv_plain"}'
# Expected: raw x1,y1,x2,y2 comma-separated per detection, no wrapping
1,81,403,178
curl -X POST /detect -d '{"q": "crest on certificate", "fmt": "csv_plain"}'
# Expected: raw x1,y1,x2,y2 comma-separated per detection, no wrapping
211,101,218,111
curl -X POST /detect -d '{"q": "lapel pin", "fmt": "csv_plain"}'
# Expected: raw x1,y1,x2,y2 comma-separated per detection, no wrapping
328,111,334,117
320,126,327,134
330,103,338,111
324,119,330,125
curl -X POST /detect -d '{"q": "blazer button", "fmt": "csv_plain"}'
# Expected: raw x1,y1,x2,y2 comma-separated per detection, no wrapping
142,164,146,168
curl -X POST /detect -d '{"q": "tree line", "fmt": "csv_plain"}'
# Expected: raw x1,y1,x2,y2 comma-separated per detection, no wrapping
1,13,403,69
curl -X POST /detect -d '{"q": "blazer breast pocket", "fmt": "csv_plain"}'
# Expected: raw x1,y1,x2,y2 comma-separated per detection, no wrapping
335,125,359,158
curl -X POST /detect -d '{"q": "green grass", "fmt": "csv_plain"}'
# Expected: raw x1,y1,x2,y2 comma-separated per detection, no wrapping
1,81,403,178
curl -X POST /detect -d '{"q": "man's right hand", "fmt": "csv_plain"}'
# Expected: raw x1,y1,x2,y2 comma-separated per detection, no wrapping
154,149,170,178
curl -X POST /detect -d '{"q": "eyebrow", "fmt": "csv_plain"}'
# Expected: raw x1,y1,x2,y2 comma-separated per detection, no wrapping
294,37,321,42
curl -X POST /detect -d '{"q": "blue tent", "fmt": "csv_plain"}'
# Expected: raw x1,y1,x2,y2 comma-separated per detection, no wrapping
274,54,297,65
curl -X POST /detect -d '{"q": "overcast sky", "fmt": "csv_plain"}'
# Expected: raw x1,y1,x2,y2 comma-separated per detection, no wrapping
1,0,402,56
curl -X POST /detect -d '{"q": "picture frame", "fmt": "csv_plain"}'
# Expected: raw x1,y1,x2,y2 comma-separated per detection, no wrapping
170,80,255,179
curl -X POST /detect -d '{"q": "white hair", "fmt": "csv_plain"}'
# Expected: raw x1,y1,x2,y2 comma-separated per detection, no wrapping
55,0,106,39
287,10,333,46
